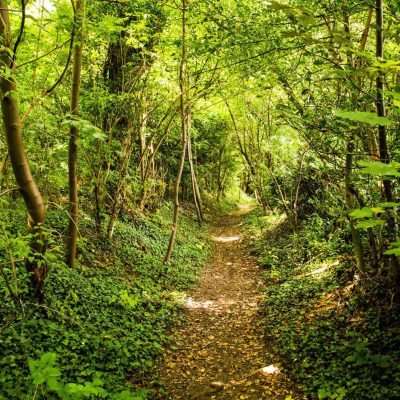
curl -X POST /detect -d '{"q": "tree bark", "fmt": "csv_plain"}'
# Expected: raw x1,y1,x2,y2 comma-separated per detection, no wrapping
345,133,366,271
376,0,394,202
67,0,84,268
165,0,188,263
187,116,204,224
0,1,46,299
375,0,400,281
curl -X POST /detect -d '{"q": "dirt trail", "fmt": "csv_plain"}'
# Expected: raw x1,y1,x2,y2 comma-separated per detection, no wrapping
157,208,300,399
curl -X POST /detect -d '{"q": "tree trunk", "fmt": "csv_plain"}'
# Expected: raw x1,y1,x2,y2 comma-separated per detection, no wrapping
375,0,400,281
67,0,84,268
165,0,188,263
376,0,394,203
106,131,134,239
345,133,366,271
187,116,203,224
0,1,46,300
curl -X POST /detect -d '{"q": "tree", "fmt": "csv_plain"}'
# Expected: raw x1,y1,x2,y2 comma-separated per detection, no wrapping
0,0,46,300
165,0,188,263
67,0,84,268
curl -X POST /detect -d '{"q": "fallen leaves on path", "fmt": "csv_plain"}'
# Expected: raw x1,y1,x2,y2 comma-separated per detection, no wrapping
154,211,302,399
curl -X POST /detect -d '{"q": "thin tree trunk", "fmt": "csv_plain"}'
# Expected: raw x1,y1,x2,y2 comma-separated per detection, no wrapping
139,98,148,183
106,131,134,239
216,145,226,203
376,0,394,203
345,133,366,271
187,117,203,224
94,180,102,232
268,165,294,230
0,153,8,189
0,1,46,300
292,147,308,230
139,99,149,211
375,0,400,281
165,0,188,263
67,0,84,268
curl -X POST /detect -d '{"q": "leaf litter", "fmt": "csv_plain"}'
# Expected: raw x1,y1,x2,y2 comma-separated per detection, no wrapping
153,210,303,399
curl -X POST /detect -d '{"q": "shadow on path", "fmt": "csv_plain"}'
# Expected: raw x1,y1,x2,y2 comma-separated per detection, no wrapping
156,207,301,399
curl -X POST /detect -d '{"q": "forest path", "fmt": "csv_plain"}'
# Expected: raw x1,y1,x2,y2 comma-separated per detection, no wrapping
156,207,299,399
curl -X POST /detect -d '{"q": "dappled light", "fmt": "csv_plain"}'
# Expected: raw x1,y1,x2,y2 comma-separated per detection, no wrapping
212,235,241,243
184,296,238,310
1,0,399,398
160,212,299,399
259,365,281,376
301,260,341,280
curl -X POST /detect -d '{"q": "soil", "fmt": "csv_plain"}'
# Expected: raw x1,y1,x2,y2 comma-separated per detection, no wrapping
155,207,301,399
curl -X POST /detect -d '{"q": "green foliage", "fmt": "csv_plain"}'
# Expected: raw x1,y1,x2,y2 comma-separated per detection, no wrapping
384,241,400,256
358,161,400,177
335,111,393,126
244,209,400,400
0,205,209,399
1,0,400,399
27,352,147,399
61,117,107,146
355,219,385,230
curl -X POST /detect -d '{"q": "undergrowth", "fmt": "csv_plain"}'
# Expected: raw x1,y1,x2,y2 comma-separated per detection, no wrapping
244,208,400,400
0,203,209,399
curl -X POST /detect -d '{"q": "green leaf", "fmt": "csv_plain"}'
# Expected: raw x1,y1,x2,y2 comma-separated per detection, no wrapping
371,207,385,214
384,248,400,255
349,208,373,219
267,1,293,11
384,242,400,255
385,90,400,107
359,161,400,177
335,110,393,126
380,202,399,208
356,219,385,229
318,388,331,399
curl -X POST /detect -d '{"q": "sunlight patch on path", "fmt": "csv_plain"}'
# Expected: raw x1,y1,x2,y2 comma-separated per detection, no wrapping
259,365,281,376
212,235,240,242
185,296,237,310
184,295,259,311
156,212,301,400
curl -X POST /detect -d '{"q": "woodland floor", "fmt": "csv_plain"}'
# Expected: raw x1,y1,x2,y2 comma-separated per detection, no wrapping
155,207,301,399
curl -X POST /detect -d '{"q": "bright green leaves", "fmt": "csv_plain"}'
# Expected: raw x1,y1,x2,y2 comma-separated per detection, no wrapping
318,387,346,400
61,116,107,148
385,90,400,107
384,244,400,256
61,380,108,399
126,18,151,49
355,219,385,230
335,110,393,126
267,1,292,11
358,161,400,177
91,15,126,43
28,352,61,389
349,207,383,219
28,352,149,399
349,203,398,230
106,290,140,309
267,2,316,27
